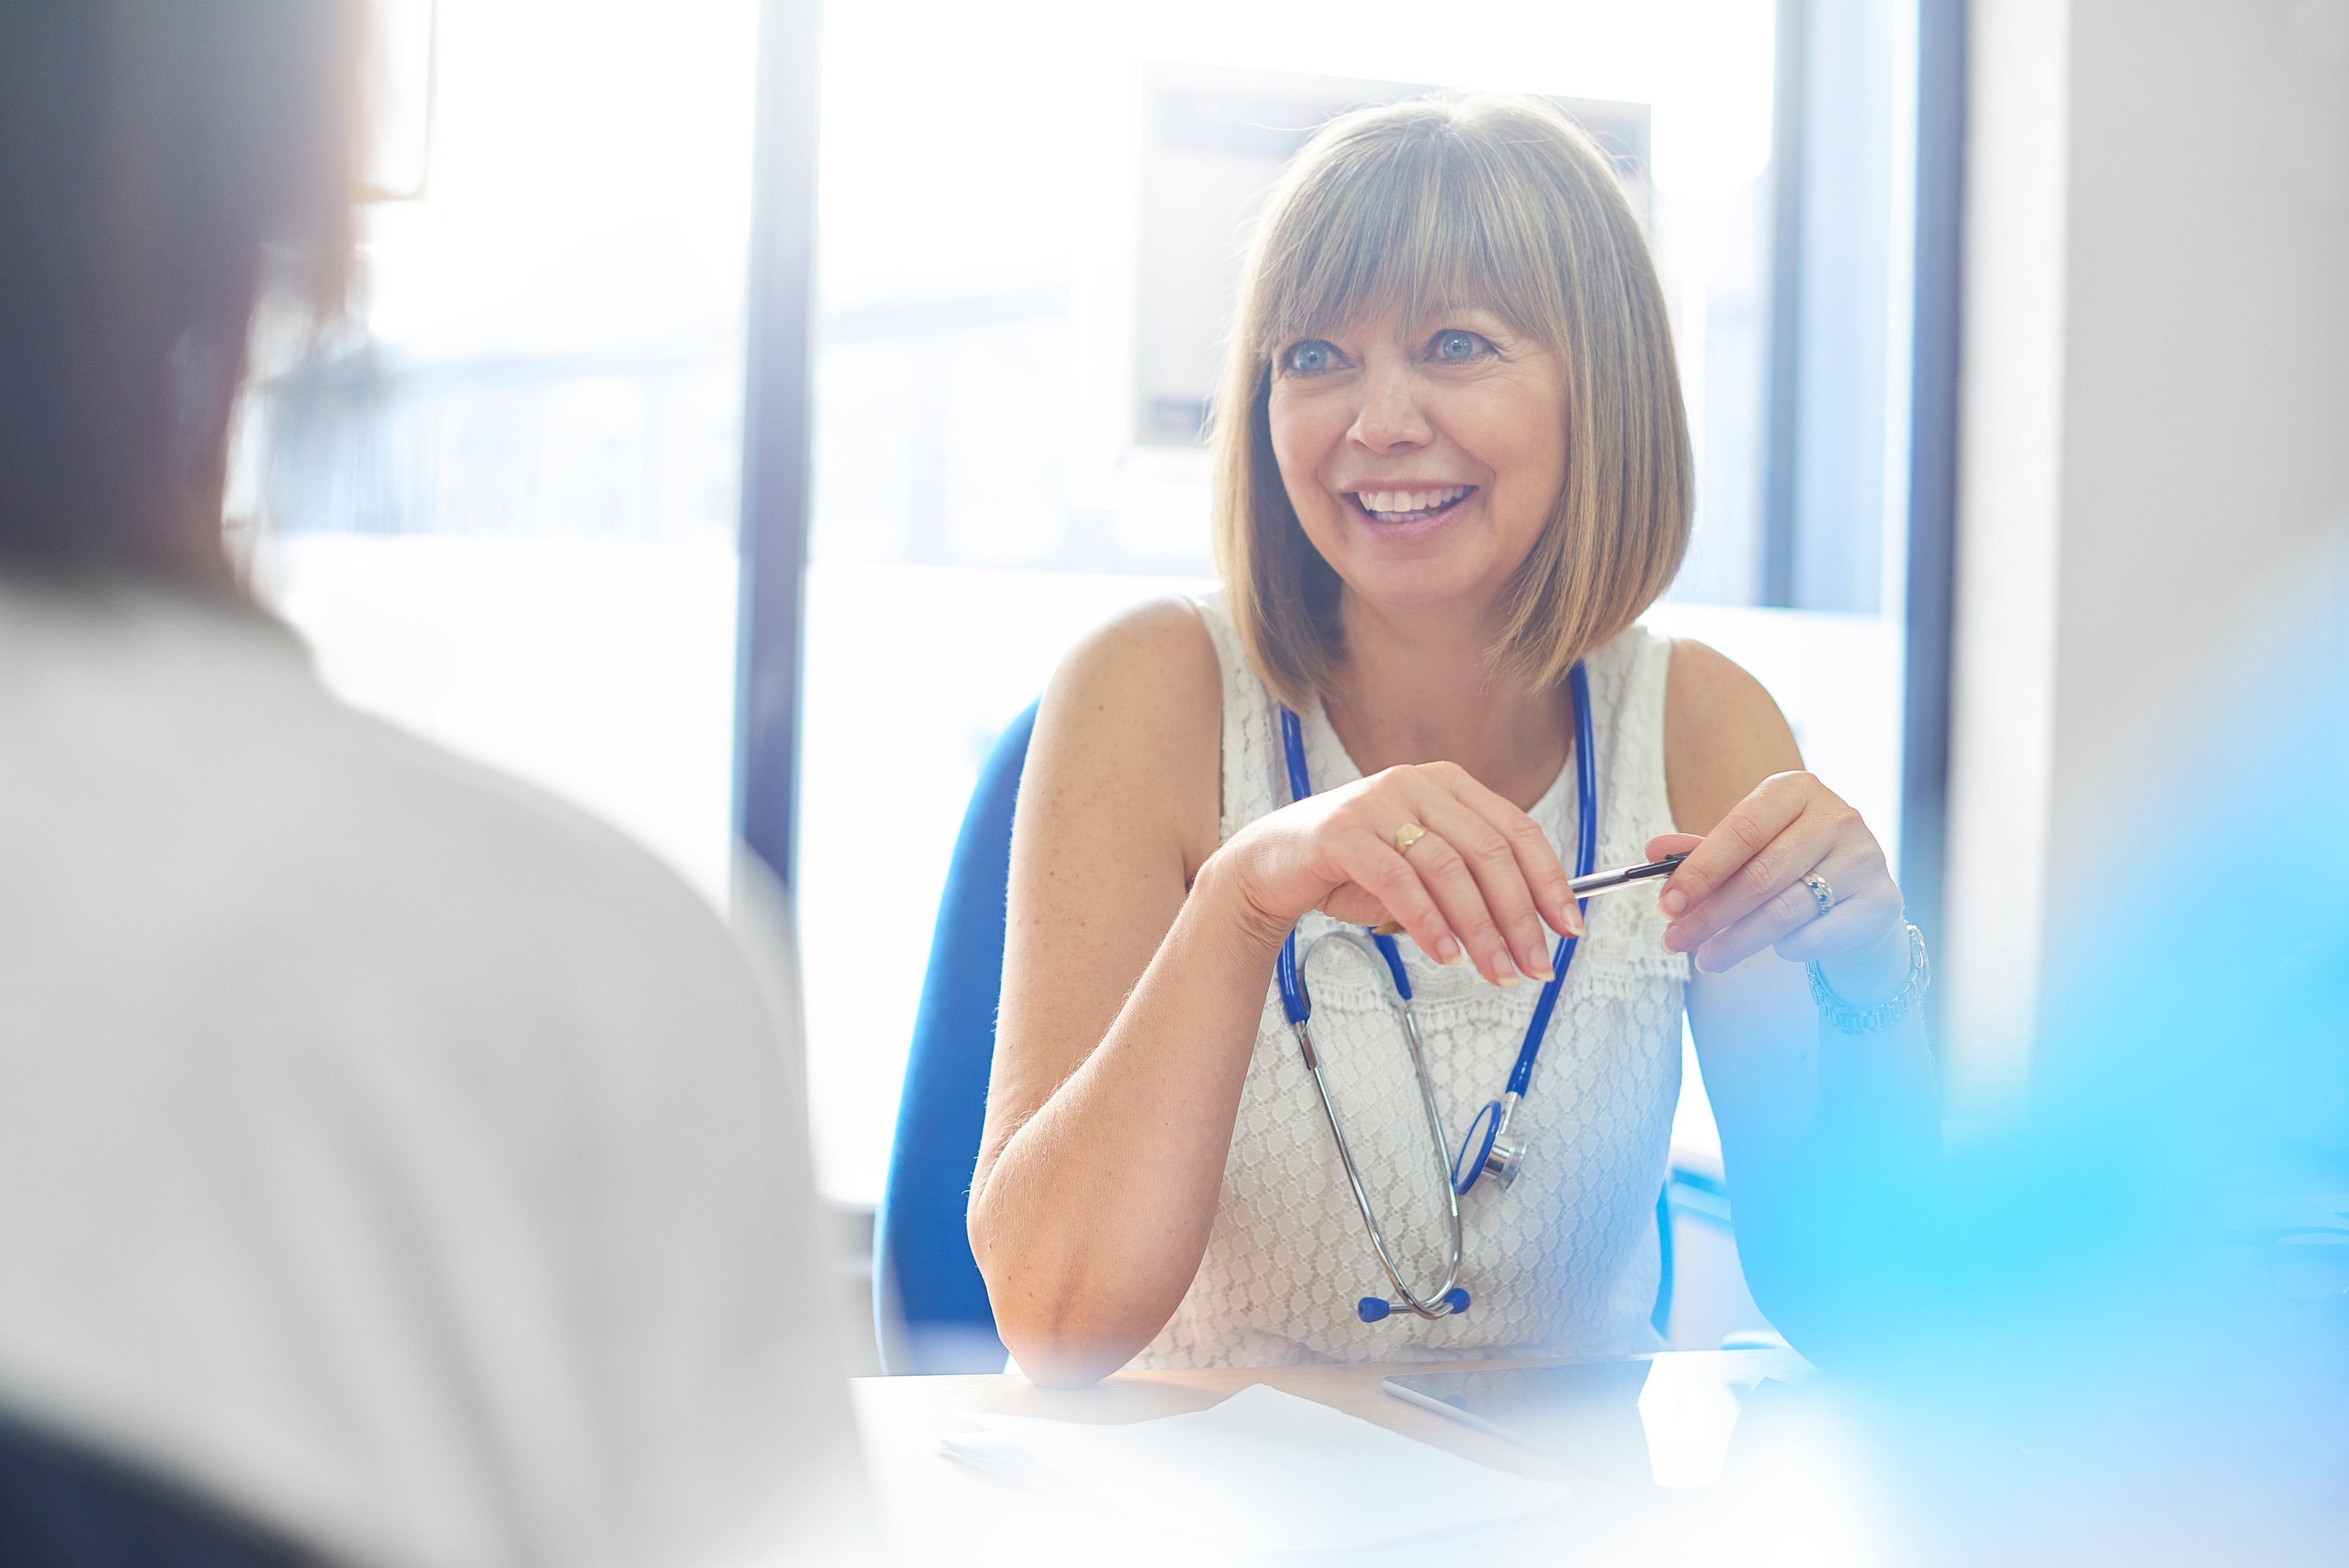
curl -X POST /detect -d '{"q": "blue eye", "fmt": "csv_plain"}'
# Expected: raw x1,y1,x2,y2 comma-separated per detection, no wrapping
1284,340,1340,375
1432,330,1492,362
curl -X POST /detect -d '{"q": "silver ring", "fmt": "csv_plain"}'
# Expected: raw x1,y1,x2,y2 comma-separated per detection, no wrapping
1802,872,1834,921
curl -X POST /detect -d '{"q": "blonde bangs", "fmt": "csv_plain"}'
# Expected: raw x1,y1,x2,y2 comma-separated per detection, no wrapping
1247,119,1564,370
1211,93,1692,712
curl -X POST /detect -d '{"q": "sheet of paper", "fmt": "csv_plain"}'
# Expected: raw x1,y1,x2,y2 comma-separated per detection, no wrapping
940,1382,1568,1554
1639,1348,1816,1488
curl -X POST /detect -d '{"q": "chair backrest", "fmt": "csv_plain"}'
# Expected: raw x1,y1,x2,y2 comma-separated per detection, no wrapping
870,696,1680,1367
873,700,1037,1374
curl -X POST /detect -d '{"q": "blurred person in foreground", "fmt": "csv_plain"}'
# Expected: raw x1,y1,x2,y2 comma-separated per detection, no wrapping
0,6,865,1567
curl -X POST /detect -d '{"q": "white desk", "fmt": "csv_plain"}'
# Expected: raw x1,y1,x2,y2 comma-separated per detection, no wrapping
850,1359,1808,1567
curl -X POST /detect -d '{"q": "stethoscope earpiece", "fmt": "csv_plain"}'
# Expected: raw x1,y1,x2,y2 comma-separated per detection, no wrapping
1358,1288,1471,1324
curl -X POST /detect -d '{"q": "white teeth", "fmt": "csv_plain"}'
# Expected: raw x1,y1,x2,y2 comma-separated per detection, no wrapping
1357,485,1468,516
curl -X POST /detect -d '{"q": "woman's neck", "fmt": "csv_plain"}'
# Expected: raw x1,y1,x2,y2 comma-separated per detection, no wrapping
1321,593,1572,812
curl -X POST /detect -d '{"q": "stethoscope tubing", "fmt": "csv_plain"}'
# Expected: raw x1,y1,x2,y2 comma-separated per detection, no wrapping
1287,930,1464,1319
1272,664,1598,1323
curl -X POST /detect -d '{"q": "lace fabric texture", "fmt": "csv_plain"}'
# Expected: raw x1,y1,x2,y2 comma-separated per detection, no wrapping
1130,593,1690,1370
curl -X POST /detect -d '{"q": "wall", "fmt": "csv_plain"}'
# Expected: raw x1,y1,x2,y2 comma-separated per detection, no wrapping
1945,0,2349,1107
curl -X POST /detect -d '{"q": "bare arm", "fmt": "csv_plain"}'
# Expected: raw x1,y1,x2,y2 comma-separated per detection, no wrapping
1658,639,1940,1356
967,601,1264,1386
969,603,1590,1385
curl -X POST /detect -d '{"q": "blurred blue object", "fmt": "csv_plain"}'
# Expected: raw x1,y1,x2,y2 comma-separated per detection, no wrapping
1652,1181,1674,1337
1719,553,2349,1560
875,700,1037,1373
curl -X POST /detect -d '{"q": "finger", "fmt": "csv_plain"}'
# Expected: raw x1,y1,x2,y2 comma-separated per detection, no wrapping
1394,828,1525,987
1408,792,1565,981
1656,773,1813,923
1645,832,1703,863
1691,873,1834,973
1694,850,1893,973
1337,827,1464,967
1769,891,1904,965
1409,760,1582,940
1662,812,1846,958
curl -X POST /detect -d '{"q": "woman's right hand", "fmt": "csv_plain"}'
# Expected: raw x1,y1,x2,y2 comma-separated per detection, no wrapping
1215,762,1586,987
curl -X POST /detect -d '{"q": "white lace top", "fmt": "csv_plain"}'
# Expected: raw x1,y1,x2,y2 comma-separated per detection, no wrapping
1132,592,1690,1370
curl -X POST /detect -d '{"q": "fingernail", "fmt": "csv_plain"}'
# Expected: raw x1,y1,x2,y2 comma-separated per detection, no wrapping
1438,937,1464,965
1491,959,1520,987
1660,888,1688,916
1527,953,1555,981
1661,925,1686,953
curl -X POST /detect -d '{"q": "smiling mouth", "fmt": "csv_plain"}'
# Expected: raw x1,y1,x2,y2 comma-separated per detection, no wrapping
1346,485,1477,526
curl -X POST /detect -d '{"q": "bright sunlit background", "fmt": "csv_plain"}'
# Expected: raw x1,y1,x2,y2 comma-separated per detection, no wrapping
250,0,760,904
247,1,1917,1353
802,0,1910,1209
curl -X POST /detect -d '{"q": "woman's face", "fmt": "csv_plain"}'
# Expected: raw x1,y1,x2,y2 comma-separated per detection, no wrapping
1266,303,1567,624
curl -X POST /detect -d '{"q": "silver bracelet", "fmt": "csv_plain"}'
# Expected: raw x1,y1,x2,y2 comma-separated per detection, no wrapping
1806,923,1930,1034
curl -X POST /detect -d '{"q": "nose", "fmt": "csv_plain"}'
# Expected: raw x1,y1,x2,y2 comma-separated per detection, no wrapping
1346,360,1433,454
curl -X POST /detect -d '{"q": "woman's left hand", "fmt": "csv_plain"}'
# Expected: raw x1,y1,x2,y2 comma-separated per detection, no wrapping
1645,771,1910,1003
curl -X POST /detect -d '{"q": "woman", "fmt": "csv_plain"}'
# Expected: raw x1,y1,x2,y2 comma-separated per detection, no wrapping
969,94,1939,1385
0,6,863,1565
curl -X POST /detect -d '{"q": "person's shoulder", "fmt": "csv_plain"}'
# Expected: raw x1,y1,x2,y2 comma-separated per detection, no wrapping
1057,594,1220,696
317,706,732,953
1025,594,1222,860
1661,636,1802,834
1664,636,1778,726
1040,595,1221,748
294,711,790,1078
151,634,754,1018
7,587,775,1055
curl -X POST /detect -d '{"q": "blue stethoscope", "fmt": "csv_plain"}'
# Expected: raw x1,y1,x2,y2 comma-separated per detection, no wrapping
1275,662,1598,1325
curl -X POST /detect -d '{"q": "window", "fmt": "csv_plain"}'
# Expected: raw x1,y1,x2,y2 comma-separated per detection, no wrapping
246,0,763,906
795,0,1919,1211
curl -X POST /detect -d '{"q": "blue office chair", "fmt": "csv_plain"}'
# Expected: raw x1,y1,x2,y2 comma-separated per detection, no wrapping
874,701,1037,1373
872,696,1679,1370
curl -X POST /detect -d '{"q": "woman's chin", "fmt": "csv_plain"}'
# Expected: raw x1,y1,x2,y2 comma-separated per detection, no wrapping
1305,507,1525,618
1340,555,1508,618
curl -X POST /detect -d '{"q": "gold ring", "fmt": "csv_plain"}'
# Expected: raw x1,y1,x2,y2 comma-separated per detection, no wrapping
1393,822,1428,855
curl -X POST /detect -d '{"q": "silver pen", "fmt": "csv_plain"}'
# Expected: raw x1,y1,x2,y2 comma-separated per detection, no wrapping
1371,852,1687,935
1568,850,1689,899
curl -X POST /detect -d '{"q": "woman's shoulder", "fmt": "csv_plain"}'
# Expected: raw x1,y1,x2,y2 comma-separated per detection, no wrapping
1027,593,1223,863
1659,635,1802,834
1046,593,1223,727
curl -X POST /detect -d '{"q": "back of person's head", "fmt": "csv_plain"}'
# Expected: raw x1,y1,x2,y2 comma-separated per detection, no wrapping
0,1,363,591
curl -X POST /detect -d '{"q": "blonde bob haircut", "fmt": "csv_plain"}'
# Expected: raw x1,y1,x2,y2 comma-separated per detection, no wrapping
1211,93,1693,709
